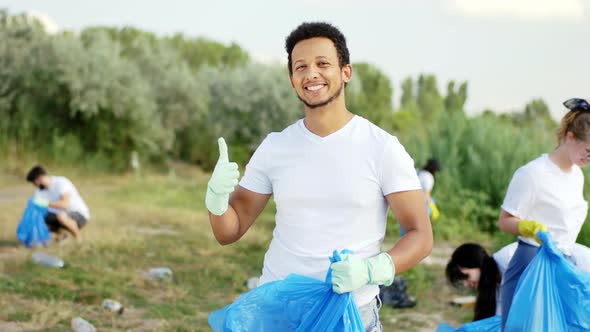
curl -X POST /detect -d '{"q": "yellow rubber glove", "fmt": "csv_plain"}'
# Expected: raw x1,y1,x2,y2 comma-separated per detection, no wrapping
428,201,440,221
518,219,547,245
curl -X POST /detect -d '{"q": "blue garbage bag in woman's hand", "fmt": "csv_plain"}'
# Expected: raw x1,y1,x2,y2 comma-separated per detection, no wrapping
16,198,50,248
504,231,590,332
208,250,365,332
437,231,590,332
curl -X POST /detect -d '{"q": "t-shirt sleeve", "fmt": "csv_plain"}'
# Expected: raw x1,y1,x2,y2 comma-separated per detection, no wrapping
55,178,75,197
501,168,535,218
380,136,422,195
239,136,273,195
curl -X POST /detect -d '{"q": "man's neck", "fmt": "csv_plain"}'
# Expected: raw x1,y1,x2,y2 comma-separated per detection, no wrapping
303,99,353,137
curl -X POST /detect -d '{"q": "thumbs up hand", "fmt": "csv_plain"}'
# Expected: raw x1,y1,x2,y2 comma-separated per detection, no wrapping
205,138,240,215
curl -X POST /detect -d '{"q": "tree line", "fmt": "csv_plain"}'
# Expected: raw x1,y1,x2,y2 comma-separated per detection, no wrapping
3,10,574,237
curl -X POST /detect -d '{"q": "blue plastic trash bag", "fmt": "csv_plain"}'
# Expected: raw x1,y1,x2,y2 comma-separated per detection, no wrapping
436,316,501,332
16,198,50,247
209,250,365,331
504,231,590,332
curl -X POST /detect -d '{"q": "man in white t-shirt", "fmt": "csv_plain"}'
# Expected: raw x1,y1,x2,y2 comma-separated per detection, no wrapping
26,165,90,243
205,22,433,331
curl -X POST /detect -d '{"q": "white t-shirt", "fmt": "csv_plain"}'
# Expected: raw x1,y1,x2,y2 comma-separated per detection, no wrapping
34,176,90,220
491,242,518,315
501,154,588,255
239,115,421,306
492,242,518,280
417,170,434,192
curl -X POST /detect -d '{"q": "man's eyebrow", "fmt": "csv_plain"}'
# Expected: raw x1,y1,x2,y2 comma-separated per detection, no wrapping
294,56,331,65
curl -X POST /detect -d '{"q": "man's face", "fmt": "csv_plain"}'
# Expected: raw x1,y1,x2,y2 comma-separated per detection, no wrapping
289,37,351,109
33,175,50,190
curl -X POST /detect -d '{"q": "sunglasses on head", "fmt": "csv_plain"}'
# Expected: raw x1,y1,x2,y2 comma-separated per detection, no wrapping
563,98,590,112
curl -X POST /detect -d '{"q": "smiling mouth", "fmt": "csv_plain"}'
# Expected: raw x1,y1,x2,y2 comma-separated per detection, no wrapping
305,84,326,91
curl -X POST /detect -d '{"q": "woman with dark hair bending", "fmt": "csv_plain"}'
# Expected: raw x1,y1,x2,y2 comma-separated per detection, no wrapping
447,241,590,322
446,243,516,321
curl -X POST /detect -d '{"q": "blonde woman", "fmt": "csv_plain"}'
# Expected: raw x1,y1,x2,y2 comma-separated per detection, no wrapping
498,98,590,329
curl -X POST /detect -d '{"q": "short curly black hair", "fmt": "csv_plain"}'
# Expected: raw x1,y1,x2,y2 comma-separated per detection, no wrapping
26,165,47,183
285,22,350,76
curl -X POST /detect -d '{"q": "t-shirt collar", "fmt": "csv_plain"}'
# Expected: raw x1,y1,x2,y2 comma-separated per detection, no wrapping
298,115,359,143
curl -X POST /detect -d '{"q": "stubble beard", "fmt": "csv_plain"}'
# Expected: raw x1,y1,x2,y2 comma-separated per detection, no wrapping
297,80,344,110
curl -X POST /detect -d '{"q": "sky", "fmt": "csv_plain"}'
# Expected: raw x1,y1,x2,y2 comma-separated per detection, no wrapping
2,0,589,119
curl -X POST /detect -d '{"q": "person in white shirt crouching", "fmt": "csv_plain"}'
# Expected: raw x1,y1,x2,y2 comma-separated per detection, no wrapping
27,165,90,243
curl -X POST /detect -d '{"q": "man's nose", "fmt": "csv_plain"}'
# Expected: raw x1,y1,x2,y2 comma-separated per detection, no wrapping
304,65,320,80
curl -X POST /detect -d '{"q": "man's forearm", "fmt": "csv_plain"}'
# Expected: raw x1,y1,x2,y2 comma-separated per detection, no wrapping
498,213,520,236
209,204,241,245
387,226,433,274
48,200,69,210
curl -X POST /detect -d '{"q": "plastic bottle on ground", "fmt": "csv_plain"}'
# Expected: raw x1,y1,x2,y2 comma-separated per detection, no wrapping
31,252,64,268
148,267,173,281
71,317,96,332
102,299,124,314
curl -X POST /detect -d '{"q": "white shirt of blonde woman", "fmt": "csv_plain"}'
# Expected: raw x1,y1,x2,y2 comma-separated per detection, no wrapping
239,115,421,307
501,154,588,255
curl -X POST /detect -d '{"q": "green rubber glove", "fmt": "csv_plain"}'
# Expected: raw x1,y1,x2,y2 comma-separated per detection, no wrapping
518,219,547,245
33,197,49,207
205,138,240,215
331,252,395,294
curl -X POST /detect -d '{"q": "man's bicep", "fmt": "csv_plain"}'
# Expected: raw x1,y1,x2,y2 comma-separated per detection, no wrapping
230,186,271,235
386,189,429,232
500,209,516,219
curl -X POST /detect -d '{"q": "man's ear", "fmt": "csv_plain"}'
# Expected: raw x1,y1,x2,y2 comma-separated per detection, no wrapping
341,64,352,84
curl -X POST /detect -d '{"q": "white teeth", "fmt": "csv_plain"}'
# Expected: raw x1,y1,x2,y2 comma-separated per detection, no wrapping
306,85,324,91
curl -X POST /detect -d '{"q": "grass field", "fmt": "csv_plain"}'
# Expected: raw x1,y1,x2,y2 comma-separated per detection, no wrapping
0,166,478,331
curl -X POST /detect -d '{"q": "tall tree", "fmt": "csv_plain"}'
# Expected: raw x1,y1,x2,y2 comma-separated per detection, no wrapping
444,81,468,113
346,62,394,126
165,34,249,71
416,74,444,120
